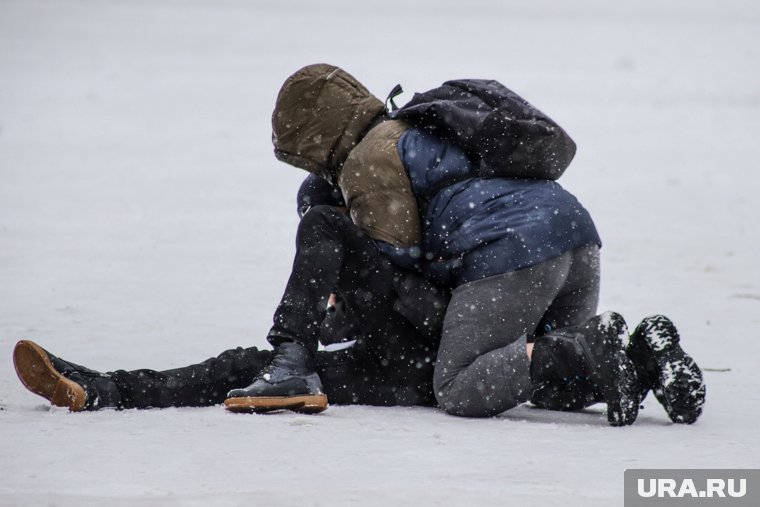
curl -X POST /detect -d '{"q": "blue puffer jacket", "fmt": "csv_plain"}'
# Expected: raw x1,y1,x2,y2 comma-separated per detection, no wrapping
377,127,601,287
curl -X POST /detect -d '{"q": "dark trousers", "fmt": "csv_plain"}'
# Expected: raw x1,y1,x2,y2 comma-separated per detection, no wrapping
435,245,601,417
108,343,437,410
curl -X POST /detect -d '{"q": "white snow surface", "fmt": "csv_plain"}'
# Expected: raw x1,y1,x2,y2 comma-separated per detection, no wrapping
1,1,759,505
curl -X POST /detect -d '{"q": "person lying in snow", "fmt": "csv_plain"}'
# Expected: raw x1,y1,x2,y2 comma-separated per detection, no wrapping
14,65,706,425
13,176,445,412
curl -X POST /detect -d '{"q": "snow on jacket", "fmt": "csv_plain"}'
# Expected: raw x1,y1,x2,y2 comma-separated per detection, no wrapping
272,64,600,287
407,128,600,285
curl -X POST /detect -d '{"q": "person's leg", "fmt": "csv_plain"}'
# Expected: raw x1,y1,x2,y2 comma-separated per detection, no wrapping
226,205,432,412
530,245,604,411
523,245,639,425
315,343,436,407
531,246,704,424
12,340,274,411
109,347,272,409
537,244,601,332
14,337,435,411
267,205,411,354
434,252,575,417
434,245,639,425
112,344,427,409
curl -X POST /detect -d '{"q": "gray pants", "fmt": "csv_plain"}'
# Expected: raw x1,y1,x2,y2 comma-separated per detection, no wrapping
433,244,600,417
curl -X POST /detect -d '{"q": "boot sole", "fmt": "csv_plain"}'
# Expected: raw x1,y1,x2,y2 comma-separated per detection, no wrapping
13,340,87,412
224,394,328,414
634,316,705,424
578,312,639,426
606,354,640,427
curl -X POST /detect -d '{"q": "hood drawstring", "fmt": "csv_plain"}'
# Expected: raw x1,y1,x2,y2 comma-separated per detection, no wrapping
385,84,403,112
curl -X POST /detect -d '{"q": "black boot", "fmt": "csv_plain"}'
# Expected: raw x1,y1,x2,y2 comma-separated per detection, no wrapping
627,315,705,424
224,341,328,414
13,340,123,411
530,312,640,426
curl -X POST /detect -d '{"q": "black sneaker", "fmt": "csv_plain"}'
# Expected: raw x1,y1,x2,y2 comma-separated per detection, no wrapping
13,340,122,411
531,312,640,426
627,315,705,424
224,341,327,414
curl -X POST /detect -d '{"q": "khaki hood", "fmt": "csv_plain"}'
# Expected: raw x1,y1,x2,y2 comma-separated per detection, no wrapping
272,64,386,180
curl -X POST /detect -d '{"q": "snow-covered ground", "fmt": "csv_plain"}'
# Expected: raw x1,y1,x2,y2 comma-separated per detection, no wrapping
1,0,759,505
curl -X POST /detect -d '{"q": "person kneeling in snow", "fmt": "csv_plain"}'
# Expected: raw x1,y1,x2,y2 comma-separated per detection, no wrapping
221,64,705,426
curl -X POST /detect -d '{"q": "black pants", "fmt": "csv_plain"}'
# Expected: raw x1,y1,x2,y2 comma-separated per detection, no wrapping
108,343,437,410
108,206,437,409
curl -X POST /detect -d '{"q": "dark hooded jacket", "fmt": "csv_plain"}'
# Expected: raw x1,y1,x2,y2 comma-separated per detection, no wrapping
273,64,600,287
